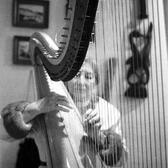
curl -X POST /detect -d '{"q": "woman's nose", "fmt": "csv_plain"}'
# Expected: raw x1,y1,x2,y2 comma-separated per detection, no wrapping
79,75,86,84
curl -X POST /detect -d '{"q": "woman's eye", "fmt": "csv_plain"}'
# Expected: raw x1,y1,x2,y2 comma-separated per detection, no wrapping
85,73,94,80
75,72,81,78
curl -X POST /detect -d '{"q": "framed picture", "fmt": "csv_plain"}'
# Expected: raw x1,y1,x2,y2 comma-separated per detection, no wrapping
12,0,49,28
13,36,31,65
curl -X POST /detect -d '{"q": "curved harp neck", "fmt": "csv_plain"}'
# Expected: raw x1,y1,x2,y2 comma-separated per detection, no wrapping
29,0,99,81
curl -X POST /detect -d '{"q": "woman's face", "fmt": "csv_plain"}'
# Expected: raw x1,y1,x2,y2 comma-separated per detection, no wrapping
67,62,97,106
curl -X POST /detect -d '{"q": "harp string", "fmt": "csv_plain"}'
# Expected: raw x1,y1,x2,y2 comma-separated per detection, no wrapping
152,1,165,166
158,0,168,165
119,0,137,167
155,0,167,166
150,2,156,167
140,9,151,168
149,1,158,167
122,1,135,167
119,0,130,165
135,4,144,167
108,0,120,163
108,0,118,165
130,3,140,168
139,4,153,167
99,0,107,162
133,2,141,167
133,0,166,167
105,0,112,132
142,15,150,168
118,0,129,167
150,0,162,167
98,0,108,164
92,8,98,159
94,0,122,164
92,0,168,168
85,0,164,167
93,3,102,161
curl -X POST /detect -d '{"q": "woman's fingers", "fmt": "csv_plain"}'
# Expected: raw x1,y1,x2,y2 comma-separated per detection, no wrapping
55,99,72,109
84,109,93,116
56,105,70,112
84,109,97,121
94,122,102,129
38,92,73,114
83,109,102,133
50,93,73,109
89,115,100,124
84,109,100,125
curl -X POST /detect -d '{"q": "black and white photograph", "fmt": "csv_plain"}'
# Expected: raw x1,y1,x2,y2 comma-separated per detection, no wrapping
0,0,168,168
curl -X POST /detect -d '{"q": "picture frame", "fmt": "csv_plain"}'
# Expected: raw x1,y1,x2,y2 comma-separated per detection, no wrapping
12,0,49,28
13,36,32,65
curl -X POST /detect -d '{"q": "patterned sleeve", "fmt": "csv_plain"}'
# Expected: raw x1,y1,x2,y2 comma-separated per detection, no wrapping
1,101,32,140
97,98,128,167
98,129,128,167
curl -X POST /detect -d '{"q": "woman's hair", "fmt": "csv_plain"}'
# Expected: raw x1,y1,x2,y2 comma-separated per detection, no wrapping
65,57,100,85
65,57,100,105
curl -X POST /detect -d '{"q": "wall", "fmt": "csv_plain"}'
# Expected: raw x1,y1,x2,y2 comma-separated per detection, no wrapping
0,0,66,167
0,0,168,168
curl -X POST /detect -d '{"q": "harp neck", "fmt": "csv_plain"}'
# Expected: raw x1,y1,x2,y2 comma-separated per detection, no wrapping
28,1,99,167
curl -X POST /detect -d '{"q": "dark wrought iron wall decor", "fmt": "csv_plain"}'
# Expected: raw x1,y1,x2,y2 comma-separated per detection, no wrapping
125,22,153,98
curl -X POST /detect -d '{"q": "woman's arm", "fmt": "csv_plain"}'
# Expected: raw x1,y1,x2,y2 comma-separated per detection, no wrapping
93,98,128,167
0,92,71,140
0,115,15,141
1,101,32,140
98,130,128,167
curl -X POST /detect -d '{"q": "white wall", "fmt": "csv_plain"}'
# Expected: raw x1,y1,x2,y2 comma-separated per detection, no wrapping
0,0,168,168
0,0,66,167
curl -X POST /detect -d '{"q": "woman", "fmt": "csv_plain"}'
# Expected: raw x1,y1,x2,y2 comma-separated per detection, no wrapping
0,58,127,167
66,58,127,167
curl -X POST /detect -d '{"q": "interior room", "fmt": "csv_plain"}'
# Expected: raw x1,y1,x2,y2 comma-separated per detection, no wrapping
0,0,168,168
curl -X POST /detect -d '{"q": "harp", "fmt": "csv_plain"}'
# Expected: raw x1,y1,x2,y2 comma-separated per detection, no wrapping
29,0,99,168
29,0,168,168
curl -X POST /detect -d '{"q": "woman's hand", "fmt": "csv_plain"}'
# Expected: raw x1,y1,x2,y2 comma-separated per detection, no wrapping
23,92,72,123
83,108,102,141
1,92,72,140
36,92,72,113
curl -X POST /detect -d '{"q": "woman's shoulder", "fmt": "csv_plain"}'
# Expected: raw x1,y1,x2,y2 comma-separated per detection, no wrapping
97,97,120,115
96,97,121,127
